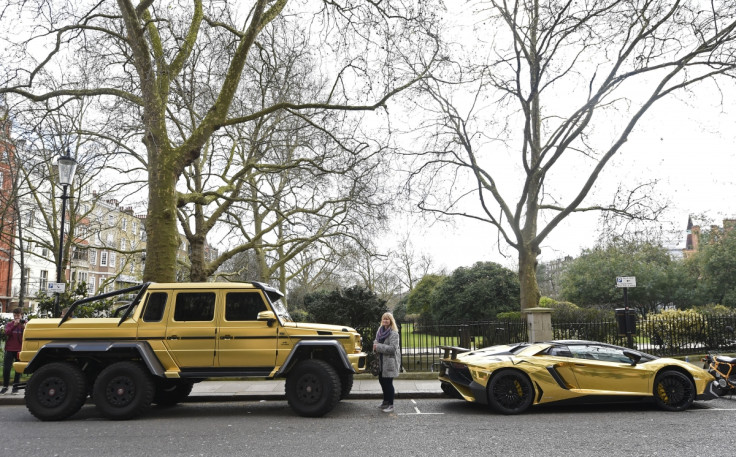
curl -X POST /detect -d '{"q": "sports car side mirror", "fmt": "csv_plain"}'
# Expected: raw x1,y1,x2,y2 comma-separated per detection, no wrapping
623,350,641,366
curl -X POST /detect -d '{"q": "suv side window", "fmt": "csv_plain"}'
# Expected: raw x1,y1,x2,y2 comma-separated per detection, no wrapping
225,292,267,321
173,292,215,321
142,292,168,322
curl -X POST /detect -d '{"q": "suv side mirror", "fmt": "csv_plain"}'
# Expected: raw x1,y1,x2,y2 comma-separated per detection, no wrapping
257,310,277,326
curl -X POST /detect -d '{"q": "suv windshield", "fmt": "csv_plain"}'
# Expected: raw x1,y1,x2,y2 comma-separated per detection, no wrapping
270,295,292,323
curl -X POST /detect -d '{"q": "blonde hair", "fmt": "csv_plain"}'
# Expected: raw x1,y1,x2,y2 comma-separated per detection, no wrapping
381,312,398,332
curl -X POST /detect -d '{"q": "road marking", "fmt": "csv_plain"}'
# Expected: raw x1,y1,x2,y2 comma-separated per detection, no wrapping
693,408,736,411
397,399,445,416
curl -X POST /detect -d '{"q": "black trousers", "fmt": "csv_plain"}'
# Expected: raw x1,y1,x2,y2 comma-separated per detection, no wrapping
378,374,394,405
2,350,20,388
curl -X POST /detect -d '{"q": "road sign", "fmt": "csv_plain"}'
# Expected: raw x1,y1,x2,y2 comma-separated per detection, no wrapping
47,282,66,293
615,276,636,288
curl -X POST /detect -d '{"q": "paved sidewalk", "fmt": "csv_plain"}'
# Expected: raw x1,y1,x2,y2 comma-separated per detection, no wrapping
0,378,444,406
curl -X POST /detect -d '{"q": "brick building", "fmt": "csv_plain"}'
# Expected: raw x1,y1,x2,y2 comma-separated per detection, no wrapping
0,105,16,312
683,216,736,258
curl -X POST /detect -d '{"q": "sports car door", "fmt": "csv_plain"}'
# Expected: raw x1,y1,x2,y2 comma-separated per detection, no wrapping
568,344,649,394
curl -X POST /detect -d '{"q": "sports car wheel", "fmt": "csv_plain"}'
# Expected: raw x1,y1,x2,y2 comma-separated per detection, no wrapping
487,369,534,415
653,370,695,412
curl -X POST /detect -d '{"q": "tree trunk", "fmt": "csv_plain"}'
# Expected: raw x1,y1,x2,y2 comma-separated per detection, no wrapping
518,244,541,310
188,234,206,282
143,160,180,283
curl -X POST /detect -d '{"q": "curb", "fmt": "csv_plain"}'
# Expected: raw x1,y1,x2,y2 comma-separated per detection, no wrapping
0,391,446,407
183,391,445,403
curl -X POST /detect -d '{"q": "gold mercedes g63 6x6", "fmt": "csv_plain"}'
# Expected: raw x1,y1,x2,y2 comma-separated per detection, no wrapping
14,282,366,421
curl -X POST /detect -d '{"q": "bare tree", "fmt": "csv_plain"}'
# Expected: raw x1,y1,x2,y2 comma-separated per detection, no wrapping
5,94,135,302
1,1,440,283
392,233,434,292
406,0,736,310
175,20,394,287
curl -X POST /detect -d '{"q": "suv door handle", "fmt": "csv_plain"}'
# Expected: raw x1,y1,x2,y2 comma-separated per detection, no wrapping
220,335,232,340
168,335,179,340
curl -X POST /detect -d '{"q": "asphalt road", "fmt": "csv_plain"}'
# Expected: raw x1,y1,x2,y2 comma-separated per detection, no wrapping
2,397,736,456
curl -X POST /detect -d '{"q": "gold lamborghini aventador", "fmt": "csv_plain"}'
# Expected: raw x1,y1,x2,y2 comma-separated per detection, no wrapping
438,340,718,414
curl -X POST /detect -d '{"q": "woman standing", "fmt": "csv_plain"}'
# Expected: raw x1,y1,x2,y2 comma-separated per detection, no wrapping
373,312,400,413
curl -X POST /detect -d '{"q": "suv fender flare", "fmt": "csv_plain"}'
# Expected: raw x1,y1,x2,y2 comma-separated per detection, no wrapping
24,341,165,377
275,340,354,377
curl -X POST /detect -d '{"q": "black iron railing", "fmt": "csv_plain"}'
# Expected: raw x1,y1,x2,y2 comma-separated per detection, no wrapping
393,313,736,371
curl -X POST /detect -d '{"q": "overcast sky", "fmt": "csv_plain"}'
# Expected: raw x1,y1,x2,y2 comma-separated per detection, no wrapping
402,86,736,273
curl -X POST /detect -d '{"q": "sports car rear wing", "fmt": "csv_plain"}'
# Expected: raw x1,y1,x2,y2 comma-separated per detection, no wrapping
438,345,470,360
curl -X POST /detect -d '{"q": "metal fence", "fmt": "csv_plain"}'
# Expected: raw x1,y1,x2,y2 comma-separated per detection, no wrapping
396,319,528,372
395,313,736,372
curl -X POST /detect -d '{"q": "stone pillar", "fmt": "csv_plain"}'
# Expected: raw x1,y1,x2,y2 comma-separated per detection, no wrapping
523,307,553,343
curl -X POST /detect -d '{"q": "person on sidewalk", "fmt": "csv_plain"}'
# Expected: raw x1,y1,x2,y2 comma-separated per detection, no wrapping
2,308,25,394
373,312,400,413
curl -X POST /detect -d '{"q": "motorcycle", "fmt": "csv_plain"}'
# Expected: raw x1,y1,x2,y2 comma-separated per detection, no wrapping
703,352,736,396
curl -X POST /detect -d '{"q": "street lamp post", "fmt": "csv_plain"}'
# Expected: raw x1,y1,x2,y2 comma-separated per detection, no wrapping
54,150,77,317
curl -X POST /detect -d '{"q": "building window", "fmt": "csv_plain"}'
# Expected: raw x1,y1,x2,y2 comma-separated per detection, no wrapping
89,275,96,293
108,214,115,226
122,218,127,231
106,233,114,246
72,247,88,261
23,268,30,294
99,276,106,293
100,251,108,267
89,249,97,265
110,251,116,265
76,224,88,239
132,222,138,235
120,238,126,250
40,270,48,291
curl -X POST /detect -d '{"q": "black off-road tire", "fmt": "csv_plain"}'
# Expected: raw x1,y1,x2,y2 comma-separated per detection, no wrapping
285,359,341,417
153,379,194,407
25,362,89,421
487,369,534,415
339,372,354,400
653,370,695,412
92,361,155,420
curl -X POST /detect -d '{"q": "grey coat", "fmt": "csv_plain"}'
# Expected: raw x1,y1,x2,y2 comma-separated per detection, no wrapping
374,330,400,378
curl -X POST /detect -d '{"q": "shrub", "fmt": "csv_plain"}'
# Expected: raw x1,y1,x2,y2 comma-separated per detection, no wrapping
694,303,736,316
496,311,522,321
645,309,708,352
